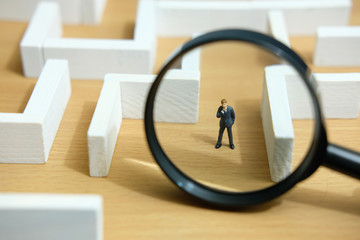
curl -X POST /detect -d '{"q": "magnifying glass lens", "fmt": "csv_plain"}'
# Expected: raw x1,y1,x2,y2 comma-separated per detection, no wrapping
153,40,316,193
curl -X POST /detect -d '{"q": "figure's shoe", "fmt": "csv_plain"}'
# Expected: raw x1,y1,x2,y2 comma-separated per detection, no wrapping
215,143,222,149
230,144,235,149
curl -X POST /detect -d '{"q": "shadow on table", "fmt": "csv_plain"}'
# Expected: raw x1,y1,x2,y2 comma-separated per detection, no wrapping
109,154,281,212
191,133,216,146
64,101,98,176
285,184,360,216
6,38,24,76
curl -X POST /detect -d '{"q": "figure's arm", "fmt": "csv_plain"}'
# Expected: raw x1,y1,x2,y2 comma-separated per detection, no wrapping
216,106,222,118
231,108,235,122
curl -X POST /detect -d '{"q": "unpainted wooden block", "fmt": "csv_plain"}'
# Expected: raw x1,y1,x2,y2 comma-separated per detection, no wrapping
314,26,360,66
0,0,106,25
0,59,71,163
156,0,351,36
88,80,122,177
20,2,62,78
0,193,103,240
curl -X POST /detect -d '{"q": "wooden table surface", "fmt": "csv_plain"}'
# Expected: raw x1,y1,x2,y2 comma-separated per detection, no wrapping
0,0,359,239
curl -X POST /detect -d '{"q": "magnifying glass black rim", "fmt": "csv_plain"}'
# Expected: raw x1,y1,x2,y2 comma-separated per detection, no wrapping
145,29,328,208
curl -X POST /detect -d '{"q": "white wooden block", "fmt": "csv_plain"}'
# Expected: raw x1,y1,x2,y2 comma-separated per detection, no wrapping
156,0,351,36
105,69,200,123
180,47,201,71
285,74,315,119
55,0,82,24
314,26,360,66
43,38,153,79
0,0,41,22
20,0,156,79
156,1,266,36
261,65,294,182
287,73,360,119
82,0,108,25
87,69,200,177
0,59,71,163
268,67,360,120
155,70,200,123
20,2,62,78
0,193,103,240
267,10,291,47
315,73,360,118
280,1,351,36
134,0,157,64
262,65,360,181
86,37,201,177
0,114,44,163
88,80,122,177
107,74,154,120
0,0,106,25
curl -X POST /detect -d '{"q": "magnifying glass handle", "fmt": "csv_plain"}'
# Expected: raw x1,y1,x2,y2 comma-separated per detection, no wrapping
324,143,360,179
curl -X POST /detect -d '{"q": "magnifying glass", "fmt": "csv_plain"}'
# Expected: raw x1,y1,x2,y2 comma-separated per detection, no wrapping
144,29,360,208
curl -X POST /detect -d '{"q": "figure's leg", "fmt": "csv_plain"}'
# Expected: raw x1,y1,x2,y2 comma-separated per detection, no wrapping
227,126,235,149
216,126,225,147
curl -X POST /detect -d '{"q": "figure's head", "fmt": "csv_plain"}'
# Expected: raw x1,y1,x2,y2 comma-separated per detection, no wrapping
221,99,228,108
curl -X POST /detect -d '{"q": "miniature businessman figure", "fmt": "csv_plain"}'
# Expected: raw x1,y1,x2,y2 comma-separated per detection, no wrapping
215,99,235,149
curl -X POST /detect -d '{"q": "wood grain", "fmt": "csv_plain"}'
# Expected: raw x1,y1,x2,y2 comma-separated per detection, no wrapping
0,0,359,239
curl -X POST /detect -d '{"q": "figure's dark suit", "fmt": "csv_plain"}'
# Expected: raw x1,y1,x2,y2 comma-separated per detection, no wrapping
216,106,235,146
